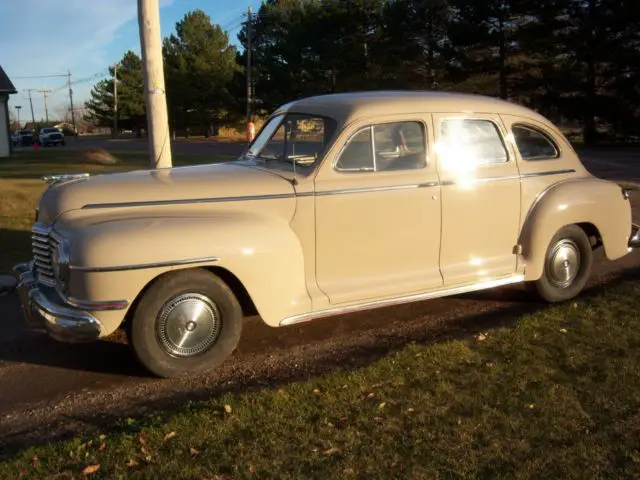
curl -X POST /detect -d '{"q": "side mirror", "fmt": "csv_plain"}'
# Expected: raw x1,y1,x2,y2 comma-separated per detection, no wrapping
0,275,18,297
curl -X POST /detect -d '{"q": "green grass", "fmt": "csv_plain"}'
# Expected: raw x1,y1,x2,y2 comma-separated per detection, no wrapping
0,148,235,271
2,145,640,478
2,278,640,479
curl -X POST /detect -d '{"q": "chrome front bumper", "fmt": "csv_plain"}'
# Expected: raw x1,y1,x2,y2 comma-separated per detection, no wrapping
13,262,103,343
629,223,640,248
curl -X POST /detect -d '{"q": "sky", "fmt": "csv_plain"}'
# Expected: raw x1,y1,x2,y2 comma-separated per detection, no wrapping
0,0,263,124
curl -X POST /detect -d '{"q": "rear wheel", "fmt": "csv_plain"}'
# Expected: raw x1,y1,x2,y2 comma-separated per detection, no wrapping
533,225,593,303
129,268,243,378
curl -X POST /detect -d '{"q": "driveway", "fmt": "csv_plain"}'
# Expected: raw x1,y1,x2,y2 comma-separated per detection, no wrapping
1,147,639,454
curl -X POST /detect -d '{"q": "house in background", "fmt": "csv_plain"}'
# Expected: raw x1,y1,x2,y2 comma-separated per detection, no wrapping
0,65,17,157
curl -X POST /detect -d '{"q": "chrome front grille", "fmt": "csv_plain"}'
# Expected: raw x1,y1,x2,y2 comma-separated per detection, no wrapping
32,223,58,286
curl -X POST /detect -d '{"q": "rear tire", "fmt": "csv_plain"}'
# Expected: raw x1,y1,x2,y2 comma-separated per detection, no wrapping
129,268,243,378
533,225,593,303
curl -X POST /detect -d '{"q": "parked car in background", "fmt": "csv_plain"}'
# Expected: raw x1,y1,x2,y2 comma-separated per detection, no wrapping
38,127,65,146
12,91,640,378
12,129,34,147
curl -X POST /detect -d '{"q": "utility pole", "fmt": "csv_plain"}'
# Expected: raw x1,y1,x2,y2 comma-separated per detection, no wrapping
138,0,172,168
245,6,253,122
67,71,77,137
38,89,51,123
15,106,21,128
113,63,118,138
25,89,36,129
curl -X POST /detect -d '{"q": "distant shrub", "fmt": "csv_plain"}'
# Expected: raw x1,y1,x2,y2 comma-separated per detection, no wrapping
76,148,118,165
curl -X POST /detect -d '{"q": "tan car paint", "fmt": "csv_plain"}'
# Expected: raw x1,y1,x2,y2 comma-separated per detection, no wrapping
37,162,295,225
313,112,443,305
518,177,632,280
56,198,313,335
431,112,523,285
24,91,635,339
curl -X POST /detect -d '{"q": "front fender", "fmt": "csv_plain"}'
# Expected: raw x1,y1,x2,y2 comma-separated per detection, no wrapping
58,211,310,333
519,177,632,281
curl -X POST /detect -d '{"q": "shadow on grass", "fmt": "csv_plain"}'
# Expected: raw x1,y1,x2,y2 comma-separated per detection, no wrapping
1,264,639,457
0,229,32,273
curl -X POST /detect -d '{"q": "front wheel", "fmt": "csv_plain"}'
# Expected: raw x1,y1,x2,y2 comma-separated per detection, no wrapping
533,225,593,303
129,268,243,378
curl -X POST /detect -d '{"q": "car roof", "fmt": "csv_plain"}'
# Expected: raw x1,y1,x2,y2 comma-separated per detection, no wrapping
277,90,552,126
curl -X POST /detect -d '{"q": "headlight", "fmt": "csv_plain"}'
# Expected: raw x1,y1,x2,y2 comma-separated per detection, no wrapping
52,237,71,283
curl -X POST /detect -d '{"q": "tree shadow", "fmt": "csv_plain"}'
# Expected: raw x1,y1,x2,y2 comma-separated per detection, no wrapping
1,266,639,456
0,229,32,274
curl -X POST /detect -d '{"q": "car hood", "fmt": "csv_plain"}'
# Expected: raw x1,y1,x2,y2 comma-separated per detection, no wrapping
37,162,295,225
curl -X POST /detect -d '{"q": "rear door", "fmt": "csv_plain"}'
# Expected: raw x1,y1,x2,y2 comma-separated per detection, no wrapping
432,113,522,286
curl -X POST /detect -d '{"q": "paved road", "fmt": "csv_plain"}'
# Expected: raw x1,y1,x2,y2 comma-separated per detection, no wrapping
0,148,639,453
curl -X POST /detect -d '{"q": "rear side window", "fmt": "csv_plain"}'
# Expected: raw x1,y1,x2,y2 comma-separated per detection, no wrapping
439,118,508,167
512,124,560,161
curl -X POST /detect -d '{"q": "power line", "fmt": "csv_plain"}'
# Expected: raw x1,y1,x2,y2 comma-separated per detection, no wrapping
12,73,69,80
220,14,244,31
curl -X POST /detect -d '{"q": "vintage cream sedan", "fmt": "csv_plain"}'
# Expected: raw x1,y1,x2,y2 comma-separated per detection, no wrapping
11,91,640,378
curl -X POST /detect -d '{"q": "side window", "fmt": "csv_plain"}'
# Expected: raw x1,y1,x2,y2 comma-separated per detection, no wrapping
439,118,508,168
259,123,286,160
512,124,559,161
335,121,426,172
374,122,426,171
335,127,374,171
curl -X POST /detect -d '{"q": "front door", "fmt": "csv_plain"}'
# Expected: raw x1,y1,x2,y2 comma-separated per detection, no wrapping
314,117,443,305
432,113,521,286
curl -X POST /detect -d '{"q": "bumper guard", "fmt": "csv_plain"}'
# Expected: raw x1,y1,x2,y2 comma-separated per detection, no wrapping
630,223,640,249
13,262,105,343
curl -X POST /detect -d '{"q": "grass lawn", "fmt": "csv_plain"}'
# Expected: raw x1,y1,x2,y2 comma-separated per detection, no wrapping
1,277,639,478
0,148,235,271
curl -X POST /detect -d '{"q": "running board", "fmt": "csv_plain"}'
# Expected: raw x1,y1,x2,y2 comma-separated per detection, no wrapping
280,274,525,326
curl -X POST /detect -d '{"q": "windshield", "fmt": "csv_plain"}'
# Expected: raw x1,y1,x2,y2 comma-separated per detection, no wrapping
246,113,337,170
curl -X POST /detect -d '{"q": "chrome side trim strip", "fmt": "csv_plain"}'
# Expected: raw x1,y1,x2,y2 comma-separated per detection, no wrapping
64,296,129,311
521,168,575,178
315,182,439,197
80,169,575,209
440,169,575,186
70,256,220,273
279,274,525,326
82,193,295,209
440,175,520,186
519,176,577,236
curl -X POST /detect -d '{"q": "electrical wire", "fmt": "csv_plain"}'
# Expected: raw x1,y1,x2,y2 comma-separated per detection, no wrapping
11,73,69,80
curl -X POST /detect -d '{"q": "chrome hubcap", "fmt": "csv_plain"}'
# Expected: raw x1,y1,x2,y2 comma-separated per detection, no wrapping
547,239,581,288
156,293,222,358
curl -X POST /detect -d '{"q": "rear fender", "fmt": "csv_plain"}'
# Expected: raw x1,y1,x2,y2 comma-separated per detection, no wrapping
519,177,632,281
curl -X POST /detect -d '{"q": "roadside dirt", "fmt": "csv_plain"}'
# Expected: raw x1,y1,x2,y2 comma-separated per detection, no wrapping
0,148,639,455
